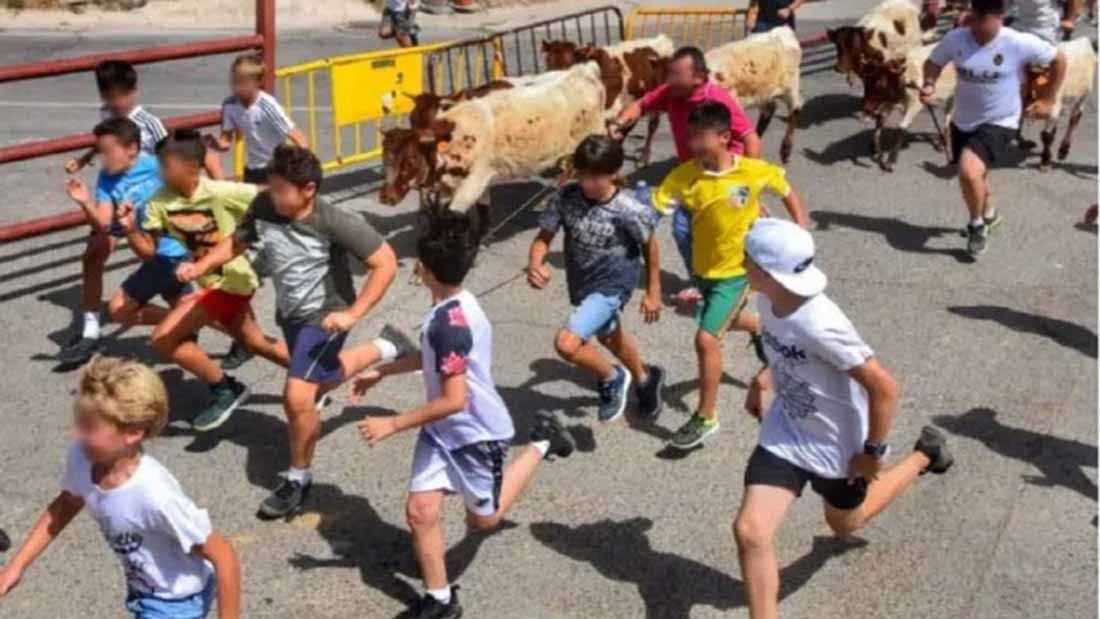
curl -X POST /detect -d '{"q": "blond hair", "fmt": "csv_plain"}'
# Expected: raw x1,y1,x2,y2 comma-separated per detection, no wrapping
231,52,266,83
79,357,169,438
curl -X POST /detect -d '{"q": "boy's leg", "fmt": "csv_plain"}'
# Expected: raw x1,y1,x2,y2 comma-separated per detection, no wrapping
107,257,188,327
150,296,224,384
555,330,614,379
695,328,723,419
407,490,449,591
107,289,170,327
735,485,798,619
603,325,666,420
284,377,323,470
558,293,633,422
227,308,289,368
62,232,116,363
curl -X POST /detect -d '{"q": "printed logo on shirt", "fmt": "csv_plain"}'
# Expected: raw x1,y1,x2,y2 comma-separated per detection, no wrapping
993,53,1004,66
957,66,1004,84
762,330,807,361
167,209,225,272
728,185,751,208
772,359,816,420
110,531,157,595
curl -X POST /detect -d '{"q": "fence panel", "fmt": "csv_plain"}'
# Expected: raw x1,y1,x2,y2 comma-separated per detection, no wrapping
625,8,749,50
425,38,504,95
494,5,624,77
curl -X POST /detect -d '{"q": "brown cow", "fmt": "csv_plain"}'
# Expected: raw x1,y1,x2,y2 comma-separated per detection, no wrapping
542,40,581,70
405,80,515,129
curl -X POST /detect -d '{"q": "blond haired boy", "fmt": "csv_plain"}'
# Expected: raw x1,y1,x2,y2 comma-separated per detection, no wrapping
0,358,241,619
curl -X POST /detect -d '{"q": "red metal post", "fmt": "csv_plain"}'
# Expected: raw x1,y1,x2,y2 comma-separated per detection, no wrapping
257,0,276,92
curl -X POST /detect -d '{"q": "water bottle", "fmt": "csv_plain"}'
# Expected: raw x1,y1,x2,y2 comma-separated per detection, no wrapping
634,180,653,208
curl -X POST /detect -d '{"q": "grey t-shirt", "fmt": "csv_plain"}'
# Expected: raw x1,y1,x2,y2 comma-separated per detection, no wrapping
235,193,385,324
538,184,657,306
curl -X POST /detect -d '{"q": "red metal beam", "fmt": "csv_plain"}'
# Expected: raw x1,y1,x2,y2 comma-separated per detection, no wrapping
257,0,276,92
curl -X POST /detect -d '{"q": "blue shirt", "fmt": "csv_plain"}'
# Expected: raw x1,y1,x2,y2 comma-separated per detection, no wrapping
95,153,185,259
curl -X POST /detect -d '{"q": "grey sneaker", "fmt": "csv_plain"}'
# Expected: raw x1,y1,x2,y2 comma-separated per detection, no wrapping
59,336,100,366
668,413,720,450
192,377,250,432
530,411,575,459
914,426,954,474
983,212,1003,232
966,224,988,257
379,323,416,359
221,341,254,370
597,365,631,423
258,474,312,520
414,586,463,619
634,365,665,420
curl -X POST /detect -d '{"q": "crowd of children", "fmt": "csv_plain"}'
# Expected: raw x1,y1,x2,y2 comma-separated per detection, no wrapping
0,45,957,619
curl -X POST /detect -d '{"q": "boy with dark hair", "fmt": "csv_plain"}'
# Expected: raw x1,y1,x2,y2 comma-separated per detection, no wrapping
179,144,401,519
734,218,954,619
653,101,808,451
352,215,575,619
527,135,666,423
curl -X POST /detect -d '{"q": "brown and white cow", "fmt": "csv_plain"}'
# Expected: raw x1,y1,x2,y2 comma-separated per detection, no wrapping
1023,37,1097,171
828,0,926,82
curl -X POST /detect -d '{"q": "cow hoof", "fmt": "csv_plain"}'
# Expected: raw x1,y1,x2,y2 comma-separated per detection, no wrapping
1018,138,1037,151
1058,145,1071,161
780,145,792,163
1039,163,1052,173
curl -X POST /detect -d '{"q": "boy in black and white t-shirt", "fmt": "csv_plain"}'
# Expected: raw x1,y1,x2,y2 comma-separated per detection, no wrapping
0,358,240,618
351,216,575,619
733,219,955,619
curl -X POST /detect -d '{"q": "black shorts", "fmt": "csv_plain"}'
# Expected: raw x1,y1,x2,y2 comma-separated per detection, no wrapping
744,445,868,510
951,123,1016,167
121,257,194,306
243,167,269,185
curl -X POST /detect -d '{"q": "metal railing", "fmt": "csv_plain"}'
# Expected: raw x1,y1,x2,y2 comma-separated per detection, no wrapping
495,5,624,76
625,8,750,49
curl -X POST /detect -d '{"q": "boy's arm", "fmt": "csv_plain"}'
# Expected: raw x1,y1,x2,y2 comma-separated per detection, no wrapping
639,231,662,323
781,187,809,228
359,372,467,445
65,149,96,174
178,235,249,283
347,352,422,403
744,366,772,420
526,229,555,289
321,243,398,334
287,128,310,149
193,533,240,619
64,178,113,232
116,202,156,261
847,358,899,481
0,492,84,596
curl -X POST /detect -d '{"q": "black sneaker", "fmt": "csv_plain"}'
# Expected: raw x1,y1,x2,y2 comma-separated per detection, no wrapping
965,224,988,257
414,586,463,619
596,365,631,423
914,426,954,475
634,365,665,420
379,323,416,359
0,528,10,553
258,474,312,520
191,377,250,432
59,336,100,365
529,411,575,459
220,341,254,370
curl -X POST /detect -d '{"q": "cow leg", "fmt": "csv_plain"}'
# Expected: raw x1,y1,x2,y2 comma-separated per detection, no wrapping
871,114,884,160
1058,102,1084,161
780,106,800,164
475,193,493,241
641,113,660,168
756,102,777,137
1039,122,1057,171
884,124,907,172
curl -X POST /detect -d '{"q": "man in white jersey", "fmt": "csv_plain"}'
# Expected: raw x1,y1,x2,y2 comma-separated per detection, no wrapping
921,0,1065,258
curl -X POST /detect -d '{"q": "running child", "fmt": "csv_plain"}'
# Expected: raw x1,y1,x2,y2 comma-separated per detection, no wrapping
351,216,575,619
652,102,808,451
527,135,666,423
0,357,241,618
734,218,954,619
178,145,400,519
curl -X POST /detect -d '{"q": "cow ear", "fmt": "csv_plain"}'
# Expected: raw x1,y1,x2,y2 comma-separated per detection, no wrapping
827,28,837,41
893,18,906,35
541,40,550,52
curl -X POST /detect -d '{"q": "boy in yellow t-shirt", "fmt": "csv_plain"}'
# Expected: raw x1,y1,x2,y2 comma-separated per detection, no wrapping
653,102,808,450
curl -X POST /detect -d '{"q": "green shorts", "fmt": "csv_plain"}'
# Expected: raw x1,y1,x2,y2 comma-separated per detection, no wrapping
695,275,751,338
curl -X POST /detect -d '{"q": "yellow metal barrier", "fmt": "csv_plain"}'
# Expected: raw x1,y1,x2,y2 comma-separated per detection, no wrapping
625,8,749,49
425,37,504,95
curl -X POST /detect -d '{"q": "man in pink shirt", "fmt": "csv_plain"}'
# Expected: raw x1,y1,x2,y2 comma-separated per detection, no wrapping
609,46,762,304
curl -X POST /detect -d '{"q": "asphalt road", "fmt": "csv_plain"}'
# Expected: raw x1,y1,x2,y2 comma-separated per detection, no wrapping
0,9,1096,619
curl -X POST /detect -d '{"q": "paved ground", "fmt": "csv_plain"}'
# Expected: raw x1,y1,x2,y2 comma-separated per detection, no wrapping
0,5,1096,619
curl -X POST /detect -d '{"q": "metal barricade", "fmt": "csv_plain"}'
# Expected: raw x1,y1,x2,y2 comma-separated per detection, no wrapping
625,8,749,50
493,5,624,77
424,37,504,95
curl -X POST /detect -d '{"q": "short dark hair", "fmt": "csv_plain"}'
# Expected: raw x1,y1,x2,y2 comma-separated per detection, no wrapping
268,144,323,190
92,117,141,149
572,134,624,175
95,60,138,94
417,208,480,286
155,128,206,166
970,0,1006,15
688,101,732,134
671,46,708,75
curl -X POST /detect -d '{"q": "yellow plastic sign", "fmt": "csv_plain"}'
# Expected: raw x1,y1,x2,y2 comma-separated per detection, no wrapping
331,51,425,127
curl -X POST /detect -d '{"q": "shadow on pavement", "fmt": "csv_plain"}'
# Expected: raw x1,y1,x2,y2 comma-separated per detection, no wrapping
798,93,860,129
530,517,867,619
934,407,1098,502
812,210,971,262
947,305,1098,358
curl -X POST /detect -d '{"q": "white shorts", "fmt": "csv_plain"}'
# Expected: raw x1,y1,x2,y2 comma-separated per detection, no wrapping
408,431,509,516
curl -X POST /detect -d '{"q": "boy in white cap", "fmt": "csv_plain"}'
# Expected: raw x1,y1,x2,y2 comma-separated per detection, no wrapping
733,218,954,619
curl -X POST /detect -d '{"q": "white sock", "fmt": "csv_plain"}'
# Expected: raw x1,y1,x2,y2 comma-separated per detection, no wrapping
969,217,984,228
984,207,997,220
372,338,399,362
532,440,551,457
82,312,100,339
426,586,452,604
286,467,312,485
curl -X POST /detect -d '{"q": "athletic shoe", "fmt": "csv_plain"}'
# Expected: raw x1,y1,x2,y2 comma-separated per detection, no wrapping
191,377,250,432
597,365,631,423
634,365,665,420
414,586,463,619
316,392,333,413
221,341,254,370
530,411,575,459
59,336,100,365
965,224,988,257
668,413,719,450
0,528,10,553
379,323,416,359
258,474,312,520
914,426,955,475
983,212,1003,232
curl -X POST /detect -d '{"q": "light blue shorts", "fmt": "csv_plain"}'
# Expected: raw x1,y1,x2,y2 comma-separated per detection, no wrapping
566,292,625,341
125,579,214,619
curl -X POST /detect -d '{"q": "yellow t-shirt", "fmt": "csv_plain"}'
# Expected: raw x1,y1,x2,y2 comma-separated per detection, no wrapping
142,178,260,296
654,157,791,280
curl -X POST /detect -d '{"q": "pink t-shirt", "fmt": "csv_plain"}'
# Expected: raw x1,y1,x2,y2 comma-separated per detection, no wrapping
640,80,754,162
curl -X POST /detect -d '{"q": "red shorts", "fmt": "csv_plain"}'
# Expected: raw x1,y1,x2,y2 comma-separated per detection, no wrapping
194,288,253,326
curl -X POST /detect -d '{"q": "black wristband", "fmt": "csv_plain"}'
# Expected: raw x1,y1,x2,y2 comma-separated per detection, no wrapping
750,332,768,365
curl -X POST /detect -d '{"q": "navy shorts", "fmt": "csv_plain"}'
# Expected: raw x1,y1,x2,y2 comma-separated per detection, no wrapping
744,445,868,510
121,257,194,306
243,167,269,185
282,321,348,384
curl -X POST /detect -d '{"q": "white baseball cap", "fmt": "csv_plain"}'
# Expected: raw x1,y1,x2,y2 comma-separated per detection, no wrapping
745,218,827,297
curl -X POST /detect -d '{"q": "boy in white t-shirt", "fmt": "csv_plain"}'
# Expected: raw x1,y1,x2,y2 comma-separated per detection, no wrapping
350,216,575,619
380,0,421,47
0,358,240,619
733,219,954,619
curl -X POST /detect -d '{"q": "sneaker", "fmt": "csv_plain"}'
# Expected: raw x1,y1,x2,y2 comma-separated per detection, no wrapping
914,426,955,474
634,365,665,420
0,528,10,553
220,341,254,370
191,377,250,432
379,323,416,359
597,365,631,423
668,413,720,450
414,586,463,619
965,224,988,257
258,473,312,520
316,392,333,413
530,411,575,459
59,336,100,365
983,212,1003,232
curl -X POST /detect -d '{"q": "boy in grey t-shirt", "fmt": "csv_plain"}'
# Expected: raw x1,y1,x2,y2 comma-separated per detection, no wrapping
733,219,955,619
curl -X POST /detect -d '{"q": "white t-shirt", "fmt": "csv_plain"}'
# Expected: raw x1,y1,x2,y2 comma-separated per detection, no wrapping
1007,0,1063,44
99,105,168,154
61,443,213,600
757,294,875,479
928,26,1058,131
221,91,295,170
419,289,515,450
